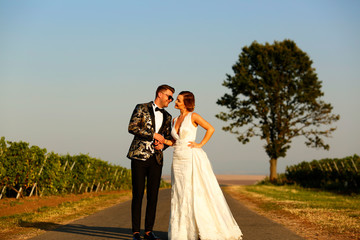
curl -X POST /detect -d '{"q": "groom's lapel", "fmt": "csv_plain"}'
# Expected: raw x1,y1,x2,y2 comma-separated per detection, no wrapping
158,111,169,134
148,102,156,130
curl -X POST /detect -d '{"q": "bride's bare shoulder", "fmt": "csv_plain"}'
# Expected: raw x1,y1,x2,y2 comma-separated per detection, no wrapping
191,112,202,119
190,112,202,126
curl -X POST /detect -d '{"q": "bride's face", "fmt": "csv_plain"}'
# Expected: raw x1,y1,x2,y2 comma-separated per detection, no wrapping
174,95,185,110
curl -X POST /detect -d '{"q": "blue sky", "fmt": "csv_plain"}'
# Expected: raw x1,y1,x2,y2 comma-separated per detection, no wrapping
1,0,359,175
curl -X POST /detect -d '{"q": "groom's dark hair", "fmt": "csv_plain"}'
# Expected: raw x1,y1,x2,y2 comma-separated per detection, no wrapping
155,84,175,98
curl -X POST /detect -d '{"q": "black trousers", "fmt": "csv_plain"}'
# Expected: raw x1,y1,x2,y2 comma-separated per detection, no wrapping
131,155,162,233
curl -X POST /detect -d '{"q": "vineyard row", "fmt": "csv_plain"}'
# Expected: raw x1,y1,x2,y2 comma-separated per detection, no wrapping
0,136,133,199
285,154,360,193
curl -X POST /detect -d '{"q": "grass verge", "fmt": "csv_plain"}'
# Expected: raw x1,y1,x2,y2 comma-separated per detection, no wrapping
224,184,360,240
0,190,132,240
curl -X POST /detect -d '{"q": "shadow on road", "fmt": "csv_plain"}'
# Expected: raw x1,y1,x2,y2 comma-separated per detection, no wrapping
23,221,168,240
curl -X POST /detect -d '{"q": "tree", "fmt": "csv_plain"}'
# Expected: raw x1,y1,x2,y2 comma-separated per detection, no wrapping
216,39,340,181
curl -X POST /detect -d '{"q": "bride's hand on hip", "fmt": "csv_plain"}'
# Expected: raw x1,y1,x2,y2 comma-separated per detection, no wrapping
188,141,202,148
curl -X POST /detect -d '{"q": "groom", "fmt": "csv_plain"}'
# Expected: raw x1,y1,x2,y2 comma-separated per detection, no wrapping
127,84,175,240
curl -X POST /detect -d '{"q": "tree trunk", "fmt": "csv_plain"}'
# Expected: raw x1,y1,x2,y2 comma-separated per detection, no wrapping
269,158,277,182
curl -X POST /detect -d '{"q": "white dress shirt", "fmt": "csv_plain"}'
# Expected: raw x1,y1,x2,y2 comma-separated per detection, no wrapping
152,102,163,133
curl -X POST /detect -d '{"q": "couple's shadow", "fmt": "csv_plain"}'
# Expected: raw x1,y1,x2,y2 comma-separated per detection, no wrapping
22,221,168,240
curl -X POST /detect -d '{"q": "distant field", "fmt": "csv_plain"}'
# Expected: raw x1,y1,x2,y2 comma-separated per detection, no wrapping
162,175,266,185
225,184,360,240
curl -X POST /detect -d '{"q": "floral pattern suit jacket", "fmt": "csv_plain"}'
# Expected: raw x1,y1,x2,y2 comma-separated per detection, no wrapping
127,101,172,165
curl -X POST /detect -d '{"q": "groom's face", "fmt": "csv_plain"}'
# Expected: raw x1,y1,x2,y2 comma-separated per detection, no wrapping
159,89,174,108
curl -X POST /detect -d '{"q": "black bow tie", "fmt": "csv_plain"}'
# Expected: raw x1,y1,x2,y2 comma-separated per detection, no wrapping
155,107,164,113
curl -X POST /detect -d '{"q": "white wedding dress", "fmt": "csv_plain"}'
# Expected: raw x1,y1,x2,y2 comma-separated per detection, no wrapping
168,112,243,240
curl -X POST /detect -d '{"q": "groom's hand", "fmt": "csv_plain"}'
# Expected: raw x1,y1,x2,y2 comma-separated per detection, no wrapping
154,140,164,150
154,133,165,143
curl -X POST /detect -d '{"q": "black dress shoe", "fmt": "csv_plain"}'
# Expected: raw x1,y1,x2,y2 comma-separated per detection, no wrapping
144,231,161,240
133,233,141,240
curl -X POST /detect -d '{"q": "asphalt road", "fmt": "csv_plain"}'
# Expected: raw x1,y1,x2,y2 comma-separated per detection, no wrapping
30,188,304,240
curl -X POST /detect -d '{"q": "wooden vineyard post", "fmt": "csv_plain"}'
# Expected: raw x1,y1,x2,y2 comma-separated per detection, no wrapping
114,175,119,190
341,161,345,169
70,161,76,171
67,161,77,193
333,160,340,173
63,160,68,171
318,161,324,171
326,162,332,172
351,156,358,187
29,154,49,197
96,182,101,192
307,162,312,170
16,187,23,199
90,179,96,192
78,163,91,193
351,157,358,172
110,169,118,190
0,185,6,199
78,183,83,193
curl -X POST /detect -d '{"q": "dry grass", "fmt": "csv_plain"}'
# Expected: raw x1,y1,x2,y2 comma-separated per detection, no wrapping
224,185,360,240
0,190,132,240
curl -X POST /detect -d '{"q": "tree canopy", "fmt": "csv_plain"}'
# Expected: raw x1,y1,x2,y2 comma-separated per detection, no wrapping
216,39,340,180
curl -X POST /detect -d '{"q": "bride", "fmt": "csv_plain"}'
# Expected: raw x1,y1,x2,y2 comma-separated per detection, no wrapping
162,91,243,240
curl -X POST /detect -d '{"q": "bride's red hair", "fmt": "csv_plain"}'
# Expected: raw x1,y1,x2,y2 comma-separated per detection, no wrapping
179,91,195,112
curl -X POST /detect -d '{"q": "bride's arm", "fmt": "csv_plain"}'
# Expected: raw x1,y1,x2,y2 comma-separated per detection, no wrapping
163,118,176,146
188,112,215,148
164,139,175,146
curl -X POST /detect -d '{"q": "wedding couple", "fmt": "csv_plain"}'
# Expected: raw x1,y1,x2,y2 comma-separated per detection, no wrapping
127,84,243,240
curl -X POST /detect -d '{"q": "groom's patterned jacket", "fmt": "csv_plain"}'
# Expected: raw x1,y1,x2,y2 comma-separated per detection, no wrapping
127,101,172,165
